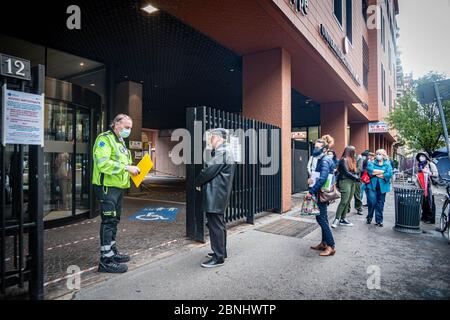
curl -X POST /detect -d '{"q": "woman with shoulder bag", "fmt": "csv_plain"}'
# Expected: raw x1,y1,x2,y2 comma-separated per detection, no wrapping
415,151,439,224
307,137,336,257
332,146,360,228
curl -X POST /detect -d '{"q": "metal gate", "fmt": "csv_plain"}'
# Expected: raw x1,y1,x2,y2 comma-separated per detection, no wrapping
0,64,45,299
186,107,282,242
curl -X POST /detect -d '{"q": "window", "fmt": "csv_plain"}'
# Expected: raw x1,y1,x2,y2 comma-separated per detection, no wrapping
380,7,385,51
362,37,369,89
346,0,353,43
381,64,386,106
334,0,343,26
362,0,368,21
389,86,392,112
388,44,392,72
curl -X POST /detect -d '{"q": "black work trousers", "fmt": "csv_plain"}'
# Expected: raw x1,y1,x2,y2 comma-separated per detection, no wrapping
94,185,124,258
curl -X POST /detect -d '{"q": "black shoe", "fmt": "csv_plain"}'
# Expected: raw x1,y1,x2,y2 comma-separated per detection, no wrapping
424,220,433,225
98,258,128,273
113,253,131,263
363,204,368,207
375,223,384,227
356,210,364,216
207,252,228,259
201,258,224,268
112,246,131,263
366,219,372,224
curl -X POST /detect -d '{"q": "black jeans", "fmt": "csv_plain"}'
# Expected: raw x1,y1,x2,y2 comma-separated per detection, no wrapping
421,195,436,223
94,185,124,259
206,213,227,262
316,202,335,248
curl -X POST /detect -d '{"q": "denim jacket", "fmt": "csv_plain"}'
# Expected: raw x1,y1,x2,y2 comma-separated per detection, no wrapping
367,160,393,194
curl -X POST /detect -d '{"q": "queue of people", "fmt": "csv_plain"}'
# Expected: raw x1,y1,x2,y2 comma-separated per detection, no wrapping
306,136,395,257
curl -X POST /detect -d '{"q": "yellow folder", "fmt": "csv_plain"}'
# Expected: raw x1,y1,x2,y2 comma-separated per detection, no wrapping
130,153,154,188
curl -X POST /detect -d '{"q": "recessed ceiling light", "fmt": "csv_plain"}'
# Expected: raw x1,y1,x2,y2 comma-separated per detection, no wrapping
229,68,235,72
124,75,128,79
80,62,85,67
90,83,96,87
142,4,159,14
154,84,159,88
140,81,144,84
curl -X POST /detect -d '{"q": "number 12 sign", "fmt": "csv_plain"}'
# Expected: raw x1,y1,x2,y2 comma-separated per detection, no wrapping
1,53,31,81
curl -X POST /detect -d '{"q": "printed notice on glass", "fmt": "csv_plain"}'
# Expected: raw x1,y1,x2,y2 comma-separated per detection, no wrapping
2,85,45,146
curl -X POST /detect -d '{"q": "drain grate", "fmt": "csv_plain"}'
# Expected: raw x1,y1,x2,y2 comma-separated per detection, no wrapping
256,219,319,239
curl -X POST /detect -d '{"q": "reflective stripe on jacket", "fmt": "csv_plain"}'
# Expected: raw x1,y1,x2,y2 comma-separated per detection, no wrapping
92,130,132,189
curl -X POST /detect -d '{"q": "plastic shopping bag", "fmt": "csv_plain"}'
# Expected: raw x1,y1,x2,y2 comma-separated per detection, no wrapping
300,195,321,216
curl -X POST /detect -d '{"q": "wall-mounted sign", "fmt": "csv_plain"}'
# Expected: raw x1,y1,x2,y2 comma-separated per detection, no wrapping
230,135,242,163
369,122,389,133
2,85,44,146
129,141,143,150
319,24,361,86
290,0,309,15
0,53,31,81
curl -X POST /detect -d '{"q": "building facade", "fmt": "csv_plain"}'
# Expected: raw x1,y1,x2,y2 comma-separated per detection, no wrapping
0,0,400,217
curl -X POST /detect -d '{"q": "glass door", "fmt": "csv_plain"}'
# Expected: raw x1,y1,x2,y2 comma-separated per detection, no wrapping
75,107,91,215
43,101,75,221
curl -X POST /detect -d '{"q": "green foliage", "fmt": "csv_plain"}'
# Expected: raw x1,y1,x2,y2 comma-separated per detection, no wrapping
387,72,450,155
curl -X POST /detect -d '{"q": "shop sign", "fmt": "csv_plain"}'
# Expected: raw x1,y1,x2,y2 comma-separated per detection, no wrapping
129,140,143,149
2,85,44,146
290,0,309,15
369,122,389,133
0,53,31,81
319,24,361,86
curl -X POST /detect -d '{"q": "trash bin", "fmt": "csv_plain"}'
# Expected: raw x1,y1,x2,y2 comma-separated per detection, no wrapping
393,186,424,234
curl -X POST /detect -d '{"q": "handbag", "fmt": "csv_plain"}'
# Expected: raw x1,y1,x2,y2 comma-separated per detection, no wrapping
361,170,371,184
319,184,341,203
300,195,321,216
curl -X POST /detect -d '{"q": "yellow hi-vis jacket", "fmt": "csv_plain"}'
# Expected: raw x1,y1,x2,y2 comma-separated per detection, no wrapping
92,130,132,189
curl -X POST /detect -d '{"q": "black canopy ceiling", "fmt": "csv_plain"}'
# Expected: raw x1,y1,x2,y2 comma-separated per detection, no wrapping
1,0,242,129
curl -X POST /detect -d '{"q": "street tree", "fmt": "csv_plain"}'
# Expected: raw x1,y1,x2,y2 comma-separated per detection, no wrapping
387,72,450,155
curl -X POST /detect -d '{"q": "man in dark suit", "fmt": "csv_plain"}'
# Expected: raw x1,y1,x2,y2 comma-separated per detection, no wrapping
195,128,236,268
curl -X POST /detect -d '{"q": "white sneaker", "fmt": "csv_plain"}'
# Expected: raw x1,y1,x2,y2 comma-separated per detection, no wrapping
340,219,354,227
331,219,340,228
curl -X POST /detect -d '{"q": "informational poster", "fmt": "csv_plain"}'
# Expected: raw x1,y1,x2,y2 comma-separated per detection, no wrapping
230,135,242,163
2,85,45,146
368,122,389,134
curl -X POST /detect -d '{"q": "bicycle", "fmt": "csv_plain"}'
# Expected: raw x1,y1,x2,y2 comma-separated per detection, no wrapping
438,178,450,244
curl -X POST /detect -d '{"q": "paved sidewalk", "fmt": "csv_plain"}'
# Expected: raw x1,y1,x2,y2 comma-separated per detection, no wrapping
75,191,450,300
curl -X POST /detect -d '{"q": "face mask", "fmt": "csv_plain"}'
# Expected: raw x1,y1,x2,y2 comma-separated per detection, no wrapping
419,156,427,162
327,154,334,158
312,147,324,157
120,128,131,139
376,155,383,161
362,156,367,160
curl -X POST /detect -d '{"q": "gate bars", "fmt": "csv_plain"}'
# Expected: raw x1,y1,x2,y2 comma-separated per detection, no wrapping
0,66,45,299
186,107,282,242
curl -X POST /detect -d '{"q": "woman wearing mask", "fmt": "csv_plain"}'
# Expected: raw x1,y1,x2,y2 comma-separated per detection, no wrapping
327,149,339,171
366,149,393,227
307,137,336,257
332,146,360,228
415,152,439,224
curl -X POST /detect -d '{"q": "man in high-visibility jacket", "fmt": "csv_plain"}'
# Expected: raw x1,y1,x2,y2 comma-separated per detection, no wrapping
92,114,140,273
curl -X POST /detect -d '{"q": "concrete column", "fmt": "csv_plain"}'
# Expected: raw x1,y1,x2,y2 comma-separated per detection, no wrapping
370,134,376,153
243,48,291,213
320,102,348,157
115,81,143,194
350,123,369,154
